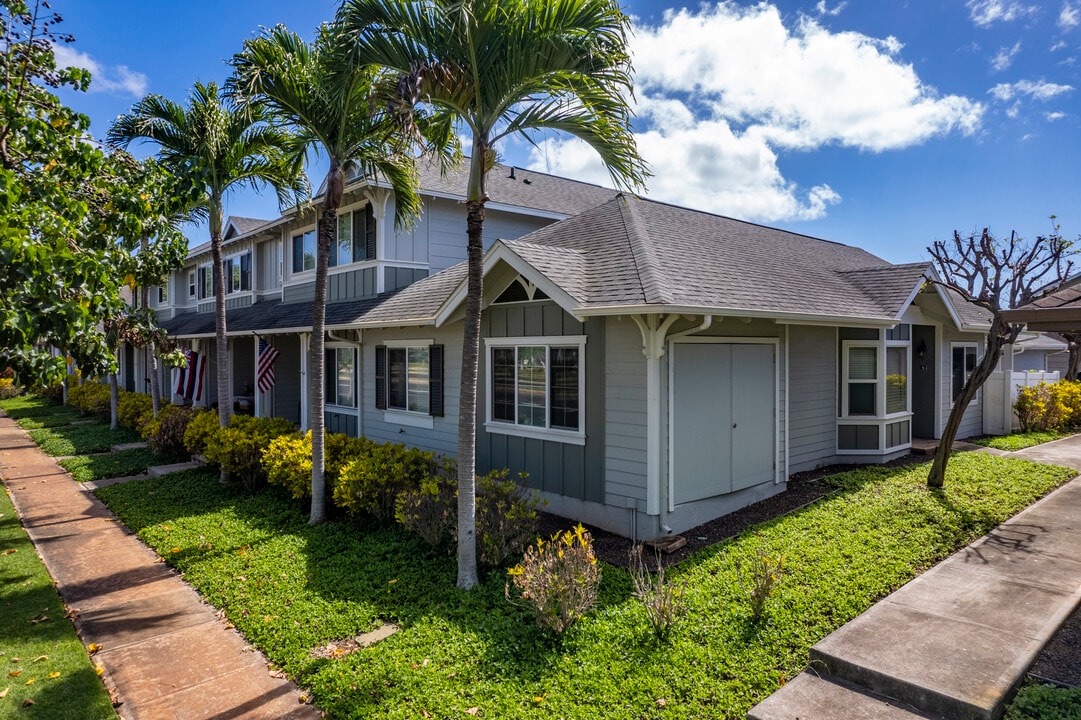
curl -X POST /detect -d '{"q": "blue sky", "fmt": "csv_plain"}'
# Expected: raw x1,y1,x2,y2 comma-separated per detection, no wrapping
54,0,1081,263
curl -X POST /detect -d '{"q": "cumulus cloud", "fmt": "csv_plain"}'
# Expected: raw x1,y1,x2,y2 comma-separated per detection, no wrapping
989,79,1075,101
526,3,983,223
52,45,147,97
1059,2,1081,30
966,0,1039,27
991,41,1022,70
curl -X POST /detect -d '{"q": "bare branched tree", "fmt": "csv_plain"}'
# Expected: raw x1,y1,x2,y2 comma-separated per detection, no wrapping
926,223,1074,487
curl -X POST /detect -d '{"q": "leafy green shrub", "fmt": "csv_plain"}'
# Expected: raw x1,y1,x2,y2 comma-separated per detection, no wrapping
474,469,542,567
334,442,434,521
30,379,65,403
118,392,153,431
630,544,686,640
395,463,457,546
0,377,20,399
1005,683,1081,720
204,415,295,490
68,381,111,419
747,549,785,619
264,431,376,502
507,524,601,635
145,405,195,457
183,409,220,455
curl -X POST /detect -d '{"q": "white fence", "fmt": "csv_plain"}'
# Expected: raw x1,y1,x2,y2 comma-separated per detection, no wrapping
983,371,1061,435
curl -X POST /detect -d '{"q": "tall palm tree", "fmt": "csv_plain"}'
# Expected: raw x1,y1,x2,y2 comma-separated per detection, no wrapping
230,24,450,524
108,82,304,428
336,0,648,589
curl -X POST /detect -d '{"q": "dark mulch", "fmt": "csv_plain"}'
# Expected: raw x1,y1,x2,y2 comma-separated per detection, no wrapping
1031,605,1081,688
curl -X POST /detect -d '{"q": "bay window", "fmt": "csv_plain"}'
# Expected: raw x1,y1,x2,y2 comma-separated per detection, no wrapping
838,328,911,453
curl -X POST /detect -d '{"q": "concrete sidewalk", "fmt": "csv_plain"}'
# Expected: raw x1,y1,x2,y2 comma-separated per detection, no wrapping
750,436,1081,720
0,412,320,720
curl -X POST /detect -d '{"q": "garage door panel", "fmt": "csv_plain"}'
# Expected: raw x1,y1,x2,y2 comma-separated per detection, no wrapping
731,344,776,490
671,344,732,504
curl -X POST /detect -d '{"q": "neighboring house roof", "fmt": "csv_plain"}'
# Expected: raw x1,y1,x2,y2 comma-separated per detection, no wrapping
463,194,935,323
187,215,276,258
1015,333,1068,351
1002,280,1081,332
160,265,466,338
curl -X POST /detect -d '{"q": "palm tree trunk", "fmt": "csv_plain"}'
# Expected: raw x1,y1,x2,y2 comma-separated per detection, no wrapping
210,214,230,428
927,320,1015,487
309,161,343,526
109,371,119,430
456,198,485,590
148,342,161,413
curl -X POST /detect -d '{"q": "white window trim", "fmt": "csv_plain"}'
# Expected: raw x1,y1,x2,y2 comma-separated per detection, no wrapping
950,342,981,404
198,262,213,300
841,340,879,418
884,339,912,418
222,249,253,295
187,271,196,304
838,330,914,454
325,344,358,411
290,224,318,278
483,336,587,446
382,339,435,418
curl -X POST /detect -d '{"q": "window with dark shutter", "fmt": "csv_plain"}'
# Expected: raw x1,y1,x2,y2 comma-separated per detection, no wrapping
374,345,387,410
429,345,444,417
240,253,252,291
364,204,376,260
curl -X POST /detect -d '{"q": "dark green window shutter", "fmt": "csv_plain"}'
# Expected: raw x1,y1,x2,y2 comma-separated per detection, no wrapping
429,345,444,417
365,204,377,260
374,345,387,410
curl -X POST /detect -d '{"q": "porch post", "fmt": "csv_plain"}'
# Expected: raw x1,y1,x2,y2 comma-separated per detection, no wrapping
254,337,263,418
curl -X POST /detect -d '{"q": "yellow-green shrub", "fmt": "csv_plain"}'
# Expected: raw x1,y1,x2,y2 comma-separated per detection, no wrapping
474,469,543,567
204,415,295,490
118,392,153,431
1015,380,1081,432
395,461,457,546
264,431,376,501
68,382,111,419
182,409,219,455
334,442,434,521
0,377,19,399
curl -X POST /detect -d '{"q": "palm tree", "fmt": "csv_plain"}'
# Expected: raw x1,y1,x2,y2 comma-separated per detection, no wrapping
108,82,304,428
230,24,449,524
336,0,648,589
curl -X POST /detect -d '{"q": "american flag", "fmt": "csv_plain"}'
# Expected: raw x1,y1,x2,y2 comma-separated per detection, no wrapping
257,338,281,393
175,348,206,403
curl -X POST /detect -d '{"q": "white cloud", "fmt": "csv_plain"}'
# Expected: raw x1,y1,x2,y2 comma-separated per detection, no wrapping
1046,111,1067,120
991,41,1022,71
52,45,148,97
815,1,847,17
1059,2,1081,30
989,79,1075,101
525,3,982,223
1051,40,1069,51
966,0,1039,27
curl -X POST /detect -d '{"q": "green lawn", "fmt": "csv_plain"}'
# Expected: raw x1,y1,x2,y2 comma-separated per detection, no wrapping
15,410,84,430
93,453,1075,720
1006,683,1081,719
58,448,187,483
0,487,117,719
27,424,139,457
0,396,70,419
973,431,1072,452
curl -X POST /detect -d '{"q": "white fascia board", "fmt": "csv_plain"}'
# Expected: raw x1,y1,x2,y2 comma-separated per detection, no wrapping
926,270,971,333
433,243,581,326
892,269,934,322
415,187,570,221
572,303,896,328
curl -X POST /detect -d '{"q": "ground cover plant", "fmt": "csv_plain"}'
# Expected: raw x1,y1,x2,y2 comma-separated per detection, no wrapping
58,447,187,483
93,453,1074,719
973,431,1073,452
15,409,83,430
0,396,67,419
27,424,139,457
0,485,117,718
1005,683,1081,719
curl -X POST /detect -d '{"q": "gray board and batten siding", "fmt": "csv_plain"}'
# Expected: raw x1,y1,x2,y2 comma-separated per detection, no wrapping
270,335,302,425
476,300,606,505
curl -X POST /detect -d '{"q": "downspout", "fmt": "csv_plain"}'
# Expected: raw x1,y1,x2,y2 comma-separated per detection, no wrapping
327,330,364,438
299,333,310,431
631,313,711,535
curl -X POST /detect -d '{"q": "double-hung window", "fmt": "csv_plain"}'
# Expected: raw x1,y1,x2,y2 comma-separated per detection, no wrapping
188,271,196,299
843,344,877,416
197,264,213,300
375,343,444,417
292,229,316,273
222,252,252,294
328,206,377,268
485,338,585,444
158,284,168,304
324,347,356,408
952,344,978,402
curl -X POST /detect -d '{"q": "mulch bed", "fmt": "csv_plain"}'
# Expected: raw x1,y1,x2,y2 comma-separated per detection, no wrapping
1030,606,1081,688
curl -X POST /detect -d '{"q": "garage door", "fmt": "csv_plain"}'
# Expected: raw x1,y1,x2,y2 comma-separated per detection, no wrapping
670,342,776,506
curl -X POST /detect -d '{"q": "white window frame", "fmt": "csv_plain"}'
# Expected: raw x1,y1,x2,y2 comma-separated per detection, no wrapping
187,271,196,301
484,335,587,446
198,263,213,300
951,342,980,404
841,341,879,418
158,283,168,305
291,225,317,276
325,344,358,410
884,339,911,418
222,250,253,295
381,339,435,429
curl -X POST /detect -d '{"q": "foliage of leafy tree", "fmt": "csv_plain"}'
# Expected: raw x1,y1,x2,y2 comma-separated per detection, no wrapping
926,223,1075,487
337,0,648,588
230,23,447,524
108,82,306,427
0,1,187,385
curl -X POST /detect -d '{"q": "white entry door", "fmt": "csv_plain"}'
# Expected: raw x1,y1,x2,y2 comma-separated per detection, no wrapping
671,342,776,505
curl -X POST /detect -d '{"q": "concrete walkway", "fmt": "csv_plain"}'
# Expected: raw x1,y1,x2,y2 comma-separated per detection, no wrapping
750,435,1081,720
0,412,320,720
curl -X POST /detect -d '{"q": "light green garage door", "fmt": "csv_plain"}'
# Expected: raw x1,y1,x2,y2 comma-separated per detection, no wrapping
671,342,776,505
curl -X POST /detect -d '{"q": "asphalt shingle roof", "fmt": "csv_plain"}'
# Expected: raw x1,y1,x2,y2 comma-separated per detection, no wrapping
500,194,932,321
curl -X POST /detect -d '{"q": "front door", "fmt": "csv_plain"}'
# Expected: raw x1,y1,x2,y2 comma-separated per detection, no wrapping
671,342,776,505
911,324,936,438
